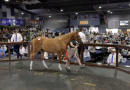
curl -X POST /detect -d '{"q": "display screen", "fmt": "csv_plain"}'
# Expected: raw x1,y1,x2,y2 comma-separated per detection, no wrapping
120,20,129,26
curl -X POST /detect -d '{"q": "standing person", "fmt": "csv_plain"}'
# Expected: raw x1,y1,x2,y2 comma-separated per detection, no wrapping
66,39,85,67
78,28,87,56
11,30,23,59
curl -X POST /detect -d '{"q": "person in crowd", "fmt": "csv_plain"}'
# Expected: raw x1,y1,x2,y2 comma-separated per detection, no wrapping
62,31,65,35
0,45,6,58
20,45,28,57
107,49,122,65
11,30,23,59
88,41,96,60
84,49,90,58
66,38,85,67
78,28,86,56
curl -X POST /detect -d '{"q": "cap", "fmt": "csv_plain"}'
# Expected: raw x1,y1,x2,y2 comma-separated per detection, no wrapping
111,49,116,51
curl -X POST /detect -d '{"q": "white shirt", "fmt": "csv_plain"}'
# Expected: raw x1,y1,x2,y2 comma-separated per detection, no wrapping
79,32,86,43
107,53,122,64
19,47,28,54
11,33,23,42
84,52,90,58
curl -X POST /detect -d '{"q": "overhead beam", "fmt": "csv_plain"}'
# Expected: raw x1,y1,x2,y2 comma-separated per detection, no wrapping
25,0,130,10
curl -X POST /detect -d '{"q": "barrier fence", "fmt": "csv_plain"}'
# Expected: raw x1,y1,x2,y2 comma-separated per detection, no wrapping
0,42,130,74
80,43,130,74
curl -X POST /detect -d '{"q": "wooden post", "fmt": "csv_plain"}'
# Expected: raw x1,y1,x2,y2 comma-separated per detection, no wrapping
28,43,30,59
52,53,54,61
80,44,83,64
116,47,118,67
8,45,11,61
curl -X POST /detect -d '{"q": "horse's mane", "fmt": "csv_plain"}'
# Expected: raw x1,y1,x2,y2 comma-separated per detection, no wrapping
54,32,75,40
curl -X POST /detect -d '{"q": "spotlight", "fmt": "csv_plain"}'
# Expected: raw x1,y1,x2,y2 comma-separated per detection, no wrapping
110,12,113,14
49,16,51,17
99,6,102,8
5,0,9,2
61,9,63,12
76,13,78,15
108,11,110,12
21,13,24,14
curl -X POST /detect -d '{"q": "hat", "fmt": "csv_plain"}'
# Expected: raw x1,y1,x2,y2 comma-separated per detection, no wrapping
111,49,116,51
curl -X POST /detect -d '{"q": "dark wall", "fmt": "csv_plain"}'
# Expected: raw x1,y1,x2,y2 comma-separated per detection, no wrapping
43,19,68,29
107,14,130,29
70,14,100,26
54,28,69,33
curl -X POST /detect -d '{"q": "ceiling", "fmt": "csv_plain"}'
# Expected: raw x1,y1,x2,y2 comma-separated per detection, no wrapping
1,0,130,19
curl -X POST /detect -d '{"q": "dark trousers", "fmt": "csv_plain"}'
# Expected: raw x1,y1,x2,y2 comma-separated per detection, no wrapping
14,45,21,58
78,46,87,57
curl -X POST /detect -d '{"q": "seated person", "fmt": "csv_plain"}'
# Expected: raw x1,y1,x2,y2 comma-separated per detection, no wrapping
19,45,28,57
0,52,4,58
107,49,122,65
0,46,6,58
122,49,128,55
104,38,109,43
88,41,96,60
84,49,90,58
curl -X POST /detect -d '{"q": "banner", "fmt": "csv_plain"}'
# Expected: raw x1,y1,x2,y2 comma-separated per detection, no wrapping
1,19,24,25
25,20,41,26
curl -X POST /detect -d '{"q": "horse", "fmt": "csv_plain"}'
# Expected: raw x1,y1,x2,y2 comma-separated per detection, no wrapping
30,31,82,71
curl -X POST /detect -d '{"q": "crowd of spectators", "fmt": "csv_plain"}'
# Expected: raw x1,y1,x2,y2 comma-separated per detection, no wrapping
0,27,130,66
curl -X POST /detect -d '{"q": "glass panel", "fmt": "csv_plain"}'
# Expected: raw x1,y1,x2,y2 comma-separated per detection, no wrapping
10,44,29,60
119,47,130,71
77,44,117,67
0,45,9,61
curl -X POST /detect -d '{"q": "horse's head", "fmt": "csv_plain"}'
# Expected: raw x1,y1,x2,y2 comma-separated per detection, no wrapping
73,31,83,44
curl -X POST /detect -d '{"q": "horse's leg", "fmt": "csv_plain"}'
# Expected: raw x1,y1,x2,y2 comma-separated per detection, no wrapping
30,44,41,70
41,50,48,69
63,51,70,70
30,52,37,70
58,52,62,71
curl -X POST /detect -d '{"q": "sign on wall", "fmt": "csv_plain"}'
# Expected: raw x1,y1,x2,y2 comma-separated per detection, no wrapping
1,19,24,25
80,21,88,24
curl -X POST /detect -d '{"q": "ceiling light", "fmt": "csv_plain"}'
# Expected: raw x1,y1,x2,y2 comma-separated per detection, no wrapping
5,0,9,2
49,16,51,17
129,4,130,6
110,12,113,14
61,9,63,12
120,7,122,8
99,6,102,8
76,13,78,15
21,13,24,14
108,11,110,12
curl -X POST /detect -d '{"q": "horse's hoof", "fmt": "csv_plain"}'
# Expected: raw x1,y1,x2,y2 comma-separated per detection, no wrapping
66,67,70,71
30,69,33,71
60,69,63,71
46,68,49,70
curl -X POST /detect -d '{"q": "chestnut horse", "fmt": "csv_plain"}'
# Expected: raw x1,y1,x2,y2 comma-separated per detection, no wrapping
30,31,82,71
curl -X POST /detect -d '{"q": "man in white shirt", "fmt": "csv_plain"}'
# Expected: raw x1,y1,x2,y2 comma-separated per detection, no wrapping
107,49,122,65
79,28,87,43
78,28,87,56
11,30,23,59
